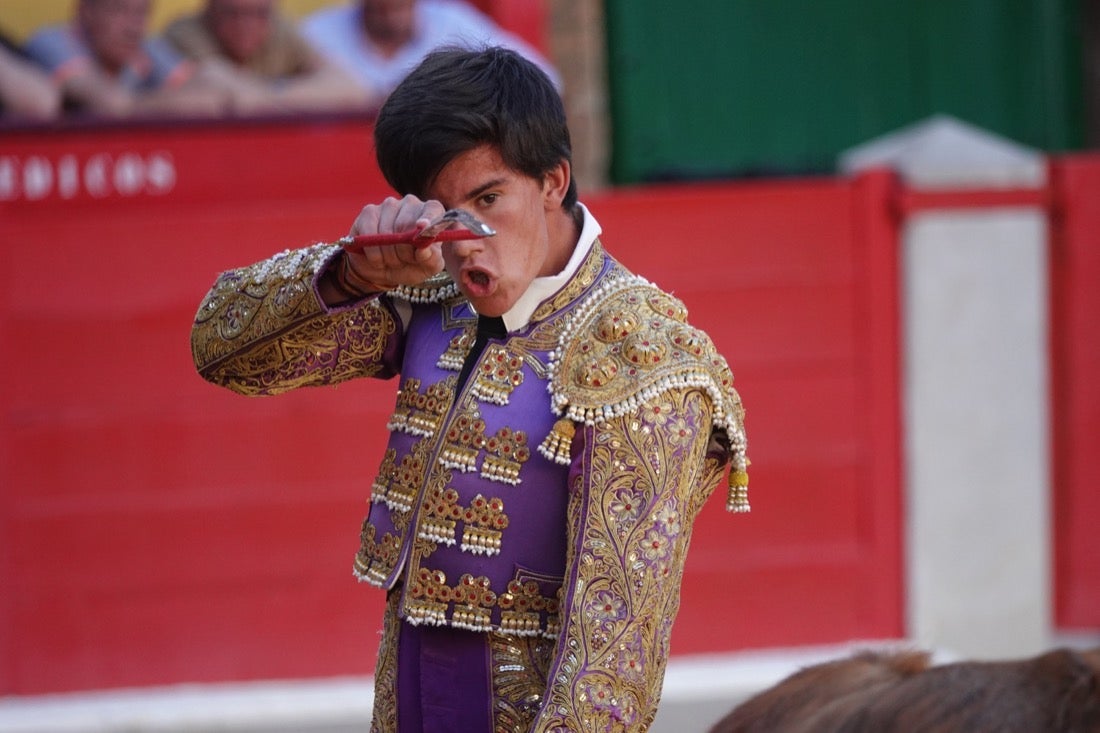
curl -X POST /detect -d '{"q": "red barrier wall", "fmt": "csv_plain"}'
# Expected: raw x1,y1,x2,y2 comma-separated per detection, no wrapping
9,119,1096,696
583,173,904,654
1050,155,1100,629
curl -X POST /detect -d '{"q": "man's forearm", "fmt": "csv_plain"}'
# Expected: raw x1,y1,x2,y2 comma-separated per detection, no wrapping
192,243,399,395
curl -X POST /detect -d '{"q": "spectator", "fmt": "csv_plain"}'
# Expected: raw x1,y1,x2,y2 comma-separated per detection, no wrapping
164,0,369,115
24,0,229,118
301,0,560,109
0,31,61,120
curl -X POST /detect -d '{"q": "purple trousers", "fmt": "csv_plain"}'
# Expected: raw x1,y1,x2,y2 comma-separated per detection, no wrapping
395,620,494,731
371,590,553,732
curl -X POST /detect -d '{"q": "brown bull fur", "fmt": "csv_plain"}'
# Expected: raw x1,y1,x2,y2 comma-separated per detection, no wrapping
708,647,1100,733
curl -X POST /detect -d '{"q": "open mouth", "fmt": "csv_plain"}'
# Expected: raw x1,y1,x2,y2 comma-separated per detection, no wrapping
461,268,496,299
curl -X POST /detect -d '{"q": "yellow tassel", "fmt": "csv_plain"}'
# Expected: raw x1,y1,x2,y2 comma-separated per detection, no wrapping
726,467,750,513
538,418,576,465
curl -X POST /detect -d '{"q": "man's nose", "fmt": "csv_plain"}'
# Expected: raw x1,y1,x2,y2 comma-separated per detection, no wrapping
446,237,483,258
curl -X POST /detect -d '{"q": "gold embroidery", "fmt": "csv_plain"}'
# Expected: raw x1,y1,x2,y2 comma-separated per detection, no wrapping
192,244,397,394
386,377,419,433
386,451,426,514
480,427,530,485
437,404,530,486
399,561,562,637
418,487,462,547
450,573,497,632
460,495,509,556
546,274,749,511
406,567,451,626
369,590,401,733
646,290,688,322
594,309,640,342
356,435,438,586
369,449,397,507
534,389,720,732
437,326,476,370
388,377,454,437
530,240,606,322
621,331,669,367
409,380,453,436
439,414,488,473
490,631,555,733
499,579,560,637
354,523,401,586
471,344,526,405
515,254,633,382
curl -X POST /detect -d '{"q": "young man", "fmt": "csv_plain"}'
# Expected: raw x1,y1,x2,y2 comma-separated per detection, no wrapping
192,46,748,732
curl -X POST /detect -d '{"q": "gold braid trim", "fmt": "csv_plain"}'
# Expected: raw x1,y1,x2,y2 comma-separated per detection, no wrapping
543,274,749,512
389,272,461,304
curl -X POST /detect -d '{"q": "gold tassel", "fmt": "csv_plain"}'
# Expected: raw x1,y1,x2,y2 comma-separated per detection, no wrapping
726,464,750,513
538,418,576,465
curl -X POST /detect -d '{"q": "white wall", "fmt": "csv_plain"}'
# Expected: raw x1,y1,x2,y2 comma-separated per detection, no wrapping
902,209,1052,659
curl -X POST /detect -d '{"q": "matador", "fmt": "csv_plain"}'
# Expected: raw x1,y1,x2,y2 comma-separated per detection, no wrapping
191,45,748,733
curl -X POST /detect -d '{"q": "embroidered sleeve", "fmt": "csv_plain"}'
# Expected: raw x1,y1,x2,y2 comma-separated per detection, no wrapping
531,387,726,732
191,243,401,396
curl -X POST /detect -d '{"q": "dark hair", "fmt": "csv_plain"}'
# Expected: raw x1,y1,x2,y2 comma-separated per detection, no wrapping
373,46,577,209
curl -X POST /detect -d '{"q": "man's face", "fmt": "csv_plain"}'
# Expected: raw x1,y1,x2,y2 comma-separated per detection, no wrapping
360,0,415,45
79,0,150,73
426,145,561,318
206,0,274,64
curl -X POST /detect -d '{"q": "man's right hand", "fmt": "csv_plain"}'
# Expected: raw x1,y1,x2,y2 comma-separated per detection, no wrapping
343,195,448,290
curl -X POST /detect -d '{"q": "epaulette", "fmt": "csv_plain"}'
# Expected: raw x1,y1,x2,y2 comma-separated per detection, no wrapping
541,274,749,512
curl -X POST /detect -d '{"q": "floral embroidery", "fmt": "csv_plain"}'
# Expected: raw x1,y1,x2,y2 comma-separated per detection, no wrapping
667,415,693,448
615,643,644,680
641,528,672,565
532,389,723,732
608,488,645,530
640,398,674,427
589,590,627,627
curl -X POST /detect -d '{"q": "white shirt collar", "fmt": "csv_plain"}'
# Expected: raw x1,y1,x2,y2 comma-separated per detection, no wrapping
499,202,601,332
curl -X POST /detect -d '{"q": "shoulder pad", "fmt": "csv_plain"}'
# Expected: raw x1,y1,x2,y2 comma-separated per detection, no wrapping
547,275,745,438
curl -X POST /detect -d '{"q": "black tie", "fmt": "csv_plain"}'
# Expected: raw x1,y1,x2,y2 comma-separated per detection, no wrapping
455,315,507,393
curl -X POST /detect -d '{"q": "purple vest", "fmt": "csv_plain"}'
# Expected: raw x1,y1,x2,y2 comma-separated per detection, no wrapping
354,247,621,638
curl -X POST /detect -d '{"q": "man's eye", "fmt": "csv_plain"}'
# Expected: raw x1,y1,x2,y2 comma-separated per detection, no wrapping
479,193,499,206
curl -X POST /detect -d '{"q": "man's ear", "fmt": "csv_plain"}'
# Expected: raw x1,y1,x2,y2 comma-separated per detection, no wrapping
542,160,571,210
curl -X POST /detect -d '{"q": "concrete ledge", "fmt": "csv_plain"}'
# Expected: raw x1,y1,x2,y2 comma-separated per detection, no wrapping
0,677,374,733
0,641,917,733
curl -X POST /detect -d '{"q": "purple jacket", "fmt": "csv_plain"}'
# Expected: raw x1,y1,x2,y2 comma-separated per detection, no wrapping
192,235,749,730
